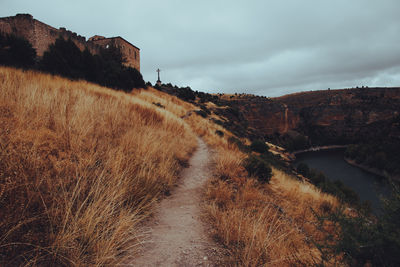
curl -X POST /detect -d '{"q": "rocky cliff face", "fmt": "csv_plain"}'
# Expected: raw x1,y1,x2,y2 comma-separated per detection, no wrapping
222,88,400,147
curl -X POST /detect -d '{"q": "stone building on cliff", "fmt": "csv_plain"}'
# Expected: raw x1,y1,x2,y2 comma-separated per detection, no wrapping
88,35,140,71
0,14,140,71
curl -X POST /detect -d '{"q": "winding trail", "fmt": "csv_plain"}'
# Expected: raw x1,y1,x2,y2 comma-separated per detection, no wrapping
130,138,226,266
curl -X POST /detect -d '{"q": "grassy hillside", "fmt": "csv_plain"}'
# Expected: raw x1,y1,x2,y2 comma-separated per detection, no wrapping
1,67,344,266
0,67,198,265
206,149,338,266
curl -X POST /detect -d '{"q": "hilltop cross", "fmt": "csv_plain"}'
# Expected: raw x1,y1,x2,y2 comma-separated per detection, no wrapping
156,68,161,86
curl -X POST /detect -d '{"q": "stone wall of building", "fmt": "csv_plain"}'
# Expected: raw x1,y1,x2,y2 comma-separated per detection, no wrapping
0,14,140,71
88,36,140,71
0,14,87,56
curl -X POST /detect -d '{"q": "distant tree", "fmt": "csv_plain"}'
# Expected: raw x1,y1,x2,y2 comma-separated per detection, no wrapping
314,183,400,266
227,136,249,152
97,45,144,90
117,66,145,91
81,48,102,82
176,87,195,101
243,155,272,183
0,32,36,68
99,43,125,65
250,140,269,153
40,37,84,79
40,39,145,91
296,162,310,177
215,130,224,137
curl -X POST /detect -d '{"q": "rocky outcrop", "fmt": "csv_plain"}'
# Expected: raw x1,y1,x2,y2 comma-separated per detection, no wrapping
222,87,400,146
218,97,300,137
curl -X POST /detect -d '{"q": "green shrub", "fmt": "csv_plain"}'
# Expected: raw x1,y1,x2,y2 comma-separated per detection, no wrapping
313,171,327,185
226,107,240,117
243,155,272,183
40,37,145,91
345,141,400,176
249,140,269,153
333,180,360,205
285,134,308,151
194,110,207,118
345,144,359,159
296,162,310,177
152,102,165,109
199,104,211,115
40,37,84,79
195,91,215,103
0,32,36,69
313,183,400,266
227,136,249,152
260,151,290,173
215,130,224,137
177,87,196,101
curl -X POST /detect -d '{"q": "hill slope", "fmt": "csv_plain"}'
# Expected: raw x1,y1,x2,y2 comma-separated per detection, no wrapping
0,67,198,265
1,67,345,266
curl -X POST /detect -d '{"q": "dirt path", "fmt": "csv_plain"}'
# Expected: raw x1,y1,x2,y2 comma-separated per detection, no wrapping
130,138,226,266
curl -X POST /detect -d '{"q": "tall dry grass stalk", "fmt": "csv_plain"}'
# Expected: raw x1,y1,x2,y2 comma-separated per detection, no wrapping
0,67,197,266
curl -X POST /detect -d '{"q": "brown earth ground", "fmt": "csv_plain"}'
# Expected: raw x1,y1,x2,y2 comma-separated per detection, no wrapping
129,138,229,266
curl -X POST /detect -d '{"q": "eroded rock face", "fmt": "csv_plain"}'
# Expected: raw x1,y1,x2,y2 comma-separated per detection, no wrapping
224,88,400,146
230,99,300,136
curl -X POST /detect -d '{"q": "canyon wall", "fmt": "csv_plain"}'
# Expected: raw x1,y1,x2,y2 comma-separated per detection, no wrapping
223,88,400,146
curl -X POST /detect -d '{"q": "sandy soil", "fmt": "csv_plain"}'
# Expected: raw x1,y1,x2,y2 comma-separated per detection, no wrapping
130,138,228,266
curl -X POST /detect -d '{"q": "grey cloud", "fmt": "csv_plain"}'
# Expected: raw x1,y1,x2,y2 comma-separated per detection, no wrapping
1,0,400,96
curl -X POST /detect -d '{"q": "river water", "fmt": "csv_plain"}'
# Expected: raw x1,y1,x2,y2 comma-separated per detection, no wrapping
294,149,391,213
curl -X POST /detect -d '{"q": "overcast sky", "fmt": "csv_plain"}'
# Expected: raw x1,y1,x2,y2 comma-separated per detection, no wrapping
2,0,400,96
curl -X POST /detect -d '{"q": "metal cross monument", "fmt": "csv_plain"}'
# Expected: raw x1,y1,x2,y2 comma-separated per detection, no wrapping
156,68,161,83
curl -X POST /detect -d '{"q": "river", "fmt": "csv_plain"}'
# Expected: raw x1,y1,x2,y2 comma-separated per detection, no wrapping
294,149,391,213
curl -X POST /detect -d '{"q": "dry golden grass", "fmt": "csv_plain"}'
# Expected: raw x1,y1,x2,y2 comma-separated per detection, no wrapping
134,86,330,265
139,85,341,265
123,84,342,266
132,87,194,118
0,67,197,266
200,120,340,265
0,66,342,266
